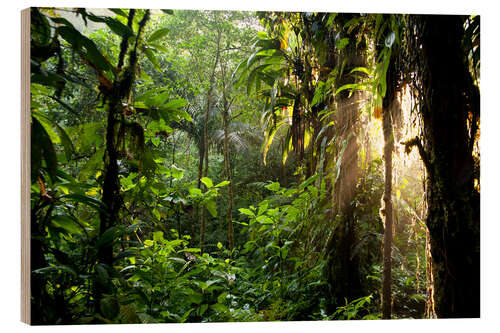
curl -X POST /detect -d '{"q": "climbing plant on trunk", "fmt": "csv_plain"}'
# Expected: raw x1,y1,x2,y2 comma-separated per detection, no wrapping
96,9,151,305
379,39,396,321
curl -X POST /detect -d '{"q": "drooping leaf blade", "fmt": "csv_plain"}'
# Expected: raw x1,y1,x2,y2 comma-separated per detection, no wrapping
147,28,169,43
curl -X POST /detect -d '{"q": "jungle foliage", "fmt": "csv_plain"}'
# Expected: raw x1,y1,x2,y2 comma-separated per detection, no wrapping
29,8,479,324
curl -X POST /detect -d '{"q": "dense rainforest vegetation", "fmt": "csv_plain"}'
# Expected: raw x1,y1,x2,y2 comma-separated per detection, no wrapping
29,8,480,324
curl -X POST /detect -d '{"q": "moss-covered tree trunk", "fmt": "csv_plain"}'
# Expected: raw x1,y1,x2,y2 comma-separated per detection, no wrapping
96,9,150,306
381,58,396,320
413,15,480,318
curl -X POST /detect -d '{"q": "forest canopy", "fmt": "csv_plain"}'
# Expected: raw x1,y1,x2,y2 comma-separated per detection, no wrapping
28,7,479,324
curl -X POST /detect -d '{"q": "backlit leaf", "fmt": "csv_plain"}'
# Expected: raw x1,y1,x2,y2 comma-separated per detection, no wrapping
265,182,280,192
200,177,213,188
205,199,217,217
215,180,230,187
239,208,255,216
147,28,169,43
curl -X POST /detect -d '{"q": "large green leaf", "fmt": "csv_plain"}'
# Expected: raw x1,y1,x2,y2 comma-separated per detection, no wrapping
210,303,228,314
147,91,170,108
172,109,193,122
350,66,371,76
135,88,168,102
163,99,187,110
147,42,169,53
95,226,122,248
215,180,230,188
247,52,264,69
204,199,217,217
86,13,135,38
298,174,320,191
336,37,349,50
153,231,164,242
61,193,106,212
57,25,113,73
33,265,77,276
48,17,74,28
265,182,280,192
262,122,283,165
253,38,279,50
170,165,184,180
200,177,213,188
188,187,202,196
33,111,74,161
32,111,60,145
147,28,169,43
141,149,158,176
238,208,255,217
108,8,128,18
31,116,57,182
51,214,84,235
30,67,66,90
144,46,162,72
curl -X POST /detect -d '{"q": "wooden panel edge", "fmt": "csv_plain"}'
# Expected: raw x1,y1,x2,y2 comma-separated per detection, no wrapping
21,7,31,325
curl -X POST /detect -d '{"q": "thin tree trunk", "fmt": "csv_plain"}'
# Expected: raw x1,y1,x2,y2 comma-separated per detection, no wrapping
221,89,234,257
223,114,234,255
378,21,399,318
96,9,149,308
200,28,222,250
197,144,204,189
170,134,176,187
219,57,236,257
194,143,204,241
381,90,395,320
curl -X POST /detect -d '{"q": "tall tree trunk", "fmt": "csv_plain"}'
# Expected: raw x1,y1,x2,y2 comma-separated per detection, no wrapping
220,69,235,256
194,142,204,241
222,108,234,256
410,15,480,318
169,134,176,187
219,59,235,257
200,28,222,250
381,58,396,320
96,9,149,307
200,139,208,249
